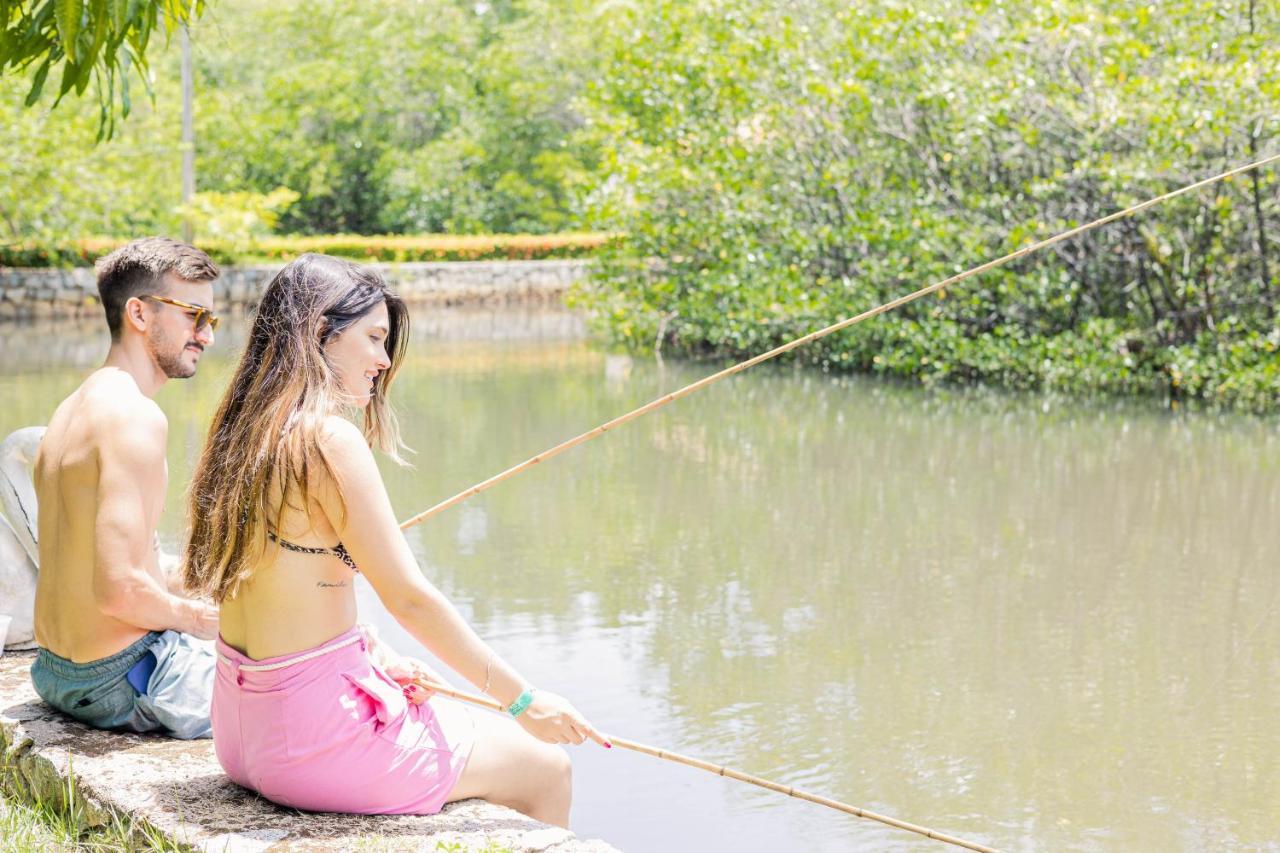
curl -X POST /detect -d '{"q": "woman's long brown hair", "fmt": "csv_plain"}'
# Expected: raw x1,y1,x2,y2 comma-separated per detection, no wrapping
184,254,410,602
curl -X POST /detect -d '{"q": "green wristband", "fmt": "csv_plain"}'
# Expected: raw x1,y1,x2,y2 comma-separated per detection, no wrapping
506,688,535,718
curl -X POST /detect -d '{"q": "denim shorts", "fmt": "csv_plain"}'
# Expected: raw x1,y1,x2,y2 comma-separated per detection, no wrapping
31,630,214,740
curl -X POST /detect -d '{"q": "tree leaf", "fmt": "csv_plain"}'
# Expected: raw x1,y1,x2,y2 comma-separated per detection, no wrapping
55,0,81,62
110,0,127,33
55,54,78,98
82,0,109,71
23,57,52,105
74,57,92,93
119,58,131,115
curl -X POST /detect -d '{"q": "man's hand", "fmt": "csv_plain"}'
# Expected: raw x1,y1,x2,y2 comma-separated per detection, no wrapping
183,602,219,640
155,538,187,596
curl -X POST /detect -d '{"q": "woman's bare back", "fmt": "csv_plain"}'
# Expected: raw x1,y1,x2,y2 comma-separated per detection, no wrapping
217,470,359,660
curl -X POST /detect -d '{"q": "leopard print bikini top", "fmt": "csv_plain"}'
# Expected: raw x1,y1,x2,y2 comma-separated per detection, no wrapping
267,530,360,573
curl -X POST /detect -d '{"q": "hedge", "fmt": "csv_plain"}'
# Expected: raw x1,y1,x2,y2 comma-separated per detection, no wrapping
0,233,618,268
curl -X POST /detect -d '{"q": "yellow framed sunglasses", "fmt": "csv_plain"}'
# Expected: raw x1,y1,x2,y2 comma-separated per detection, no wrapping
141,294,220,331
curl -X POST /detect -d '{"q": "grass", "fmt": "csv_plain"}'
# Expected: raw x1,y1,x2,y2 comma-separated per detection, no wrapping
1,761,515,853
0,754,180,853
432,842,517,853
0,793,179,852
1,786,516,853
1,755,514,853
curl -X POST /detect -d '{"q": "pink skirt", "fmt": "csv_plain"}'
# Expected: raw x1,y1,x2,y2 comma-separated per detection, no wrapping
212,625,474,814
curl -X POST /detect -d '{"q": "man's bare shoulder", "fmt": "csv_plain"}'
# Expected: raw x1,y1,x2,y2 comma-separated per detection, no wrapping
40,370,163,464
67,370,168,457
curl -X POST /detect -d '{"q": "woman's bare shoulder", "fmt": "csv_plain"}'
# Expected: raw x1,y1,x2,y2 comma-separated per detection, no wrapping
311,415,389,530
315,415,377,477
317,415,368,452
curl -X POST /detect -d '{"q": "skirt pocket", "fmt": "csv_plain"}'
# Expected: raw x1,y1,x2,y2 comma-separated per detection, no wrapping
278,663,410,764
340,666,409,729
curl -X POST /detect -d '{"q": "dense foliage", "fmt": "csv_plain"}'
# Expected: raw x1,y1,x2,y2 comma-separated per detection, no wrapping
574,0,1279,410
0,0,598,238
2,0,1277,408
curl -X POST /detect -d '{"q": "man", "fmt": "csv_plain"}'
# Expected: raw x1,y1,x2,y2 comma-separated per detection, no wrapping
30,237,221,739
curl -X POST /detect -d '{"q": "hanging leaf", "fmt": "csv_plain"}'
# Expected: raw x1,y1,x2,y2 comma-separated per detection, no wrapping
118,43,131,115
0,0,202,136
23,56,52,105
80,0,109,77
54,0,81,62
95,65,112,142
122,38,151,99
74,57,91,93
55,54,78,98
109,0,127,33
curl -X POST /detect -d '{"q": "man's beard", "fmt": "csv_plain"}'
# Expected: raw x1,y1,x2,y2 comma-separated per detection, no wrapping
150,326,200,379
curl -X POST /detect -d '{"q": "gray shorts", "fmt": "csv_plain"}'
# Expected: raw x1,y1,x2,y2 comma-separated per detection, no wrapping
30,630,214,740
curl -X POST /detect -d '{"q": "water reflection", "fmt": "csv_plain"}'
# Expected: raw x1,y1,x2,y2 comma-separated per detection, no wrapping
1,308,1277,851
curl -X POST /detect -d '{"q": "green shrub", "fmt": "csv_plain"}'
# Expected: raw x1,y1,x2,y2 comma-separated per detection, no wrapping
574,0,1279,412
0,233,618,268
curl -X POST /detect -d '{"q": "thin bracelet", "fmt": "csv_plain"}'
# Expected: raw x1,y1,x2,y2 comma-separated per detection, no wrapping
481,652,495,696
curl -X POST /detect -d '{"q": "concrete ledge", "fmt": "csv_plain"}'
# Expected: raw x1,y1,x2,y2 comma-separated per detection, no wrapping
0,651,617,852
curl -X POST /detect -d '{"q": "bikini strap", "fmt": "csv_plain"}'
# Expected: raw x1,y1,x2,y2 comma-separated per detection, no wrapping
267,530,360,573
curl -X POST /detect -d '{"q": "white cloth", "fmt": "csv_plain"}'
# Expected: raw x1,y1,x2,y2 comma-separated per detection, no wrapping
0,427,43,649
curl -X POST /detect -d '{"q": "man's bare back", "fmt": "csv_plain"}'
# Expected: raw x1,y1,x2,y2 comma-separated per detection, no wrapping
27,237,222,739
34,369,181,662
31,246,222,662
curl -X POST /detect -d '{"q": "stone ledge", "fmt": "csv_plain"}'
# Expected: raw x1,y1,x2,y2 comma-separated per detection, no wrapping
0,260,589,321
0,651,618,852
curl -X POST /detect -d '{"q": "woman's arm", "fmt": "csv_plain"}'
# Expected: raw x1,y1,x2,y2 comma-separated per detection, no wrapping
316,417,605,746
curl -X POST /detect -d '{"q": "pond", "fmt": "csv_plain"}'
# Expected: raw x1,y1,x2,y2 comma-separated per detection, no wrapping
1,307,1277,851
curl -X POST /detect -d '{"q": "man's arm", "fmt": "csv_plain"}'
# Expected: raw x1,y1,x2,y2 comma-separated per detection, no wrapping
93,408,217,639
154,535,187,595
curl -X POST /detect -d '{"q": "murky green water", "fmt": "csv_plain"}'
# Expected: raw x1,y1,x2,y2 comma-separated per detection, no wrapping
2,308,1277,851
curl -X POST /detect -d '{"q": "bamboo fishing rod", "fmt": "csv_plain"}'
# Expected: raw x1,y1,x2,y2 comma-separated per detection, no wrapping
398,151,1280,531
413,677,997,852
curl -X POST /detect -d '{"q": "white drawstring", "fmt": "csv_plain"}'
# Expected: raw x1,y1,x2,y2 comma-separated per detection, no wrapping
218,633,363,673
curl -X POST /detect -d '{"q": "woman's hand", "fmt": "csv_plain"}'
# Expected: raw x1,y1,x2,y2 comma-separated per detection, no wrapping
516,690,610,748
387,656,447,705
362,624,445,705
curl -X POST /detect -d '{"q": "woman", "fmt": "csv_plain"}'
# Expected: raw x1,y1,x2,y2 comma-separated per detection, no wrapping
184,254,605,826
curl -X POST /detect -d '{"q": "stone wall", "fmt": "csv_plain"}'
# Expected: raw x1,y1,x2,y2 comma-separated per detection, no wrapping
0,260,586,320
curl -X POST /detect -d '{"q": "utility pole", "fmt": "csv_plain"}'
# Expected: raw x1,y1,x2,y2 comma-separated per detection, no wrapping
181,19,195,244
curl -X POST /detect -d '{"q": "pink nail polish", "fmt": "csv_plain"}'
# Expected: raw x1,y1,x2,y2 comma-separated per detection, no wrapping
604,742,612,749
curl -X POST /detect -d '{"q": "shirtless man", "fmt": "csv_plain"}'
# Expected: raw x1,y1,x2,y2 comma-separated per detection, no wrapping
30,237,221,739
